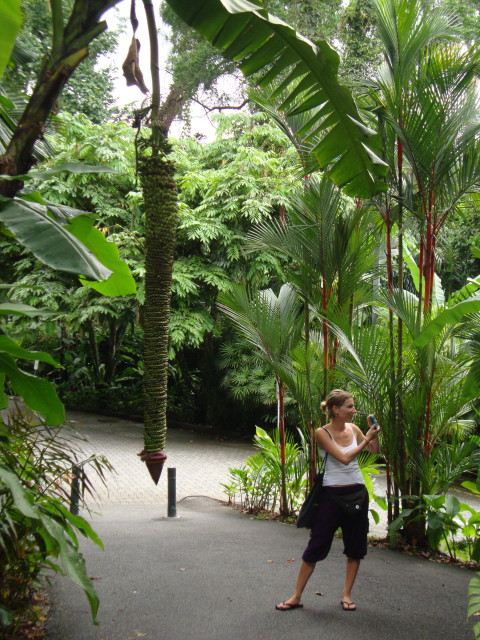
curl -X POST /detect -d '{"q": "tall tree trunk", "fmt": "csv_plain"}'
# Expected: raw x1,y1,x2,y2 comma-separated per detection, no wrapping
384,198,398,521
158,83,187,133
0,0,121,196
303,299,317,486
395,136,406,523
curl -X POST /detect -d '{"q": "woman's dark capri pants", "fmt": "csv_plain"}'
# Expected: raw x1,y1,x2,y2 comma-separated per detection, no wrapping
302,484,369,563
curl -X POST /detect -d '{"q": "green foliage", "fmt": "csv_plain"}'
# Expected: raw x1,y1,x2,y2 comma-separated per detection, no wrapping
0,150,137,296
59,29,119,123
0,279,66,424
219,337,275,405
391,493,480,563
265,0,343,43
222,426,307,515
165,0,388,197
339,0,383,81
358,450,386,525
3,111,301,425
160,2,236,97
2,0,119,122
387,434,480,557
0,113,141,415
440,0,480,46
0,195,110,280
36,113,139,228
0,410,111,628
167,112,300,410
224,427,386,521
0,0,22,81
438,202,480,297
218,283,303,369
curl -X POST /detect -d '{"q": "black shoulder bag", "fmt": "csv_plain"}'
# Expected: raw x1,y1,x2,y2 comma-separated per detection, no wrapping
295,460,327,529
296,427,334,529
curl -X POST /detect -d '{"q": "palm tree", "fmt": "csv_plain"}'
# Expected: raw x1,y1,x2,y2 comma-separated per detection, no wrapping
340,0,480,542
218,283,303,516
247,174,378,481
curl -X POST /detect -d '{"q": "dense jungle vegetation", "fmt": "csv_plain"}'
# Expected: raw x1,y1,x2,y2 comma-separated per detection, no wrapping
2,0,480,636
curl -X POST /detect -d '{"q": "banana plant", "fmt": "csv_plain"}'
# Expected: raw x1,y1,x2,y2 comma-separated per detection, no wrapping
0,0,22,80
0,164,136,296
165,0,388,198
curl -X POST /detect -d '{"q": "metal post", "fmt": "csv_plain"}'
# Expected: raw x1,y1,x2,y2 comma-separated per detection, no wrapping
167,467,177,518
70,464,81,515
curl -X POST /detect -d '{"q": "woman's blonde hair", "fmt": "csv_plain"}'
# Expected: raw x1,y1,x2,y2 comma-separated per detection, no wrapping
321,389,353,419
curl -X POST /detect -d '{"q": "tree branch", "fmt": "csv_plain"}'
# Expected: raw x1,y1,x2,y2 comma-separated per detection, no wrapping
49,0,64,59
192,97,249,113
0,0,124,196
142,0,160,121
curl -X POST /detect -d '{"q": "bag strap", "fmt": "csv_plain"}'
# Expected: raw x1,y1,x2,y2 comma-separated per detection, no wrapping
319,426,333,470
323,427,334,442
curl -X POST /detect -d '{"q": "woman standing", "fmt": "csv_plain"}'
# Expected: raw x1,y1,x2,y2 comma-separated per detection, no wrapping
276,389,380,612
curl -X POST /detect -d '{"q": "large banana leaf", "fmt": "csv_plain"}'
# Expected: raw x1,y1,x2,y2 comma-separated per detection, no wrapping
412,296,480,348
0,301,54,317
0,196,111,281
166,0,388,197
0,335,60,368
0,353,65,425
69,215,136,296
0,0,22,80
0,161,122,183
0,197,136,296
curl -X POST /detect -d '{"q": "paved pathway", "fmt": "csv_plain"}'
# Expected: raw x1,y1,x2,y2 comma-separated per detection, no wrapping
67,411,255,507
47,499,475,640
67,411,395,537
66,410,479,538
44,411,476,640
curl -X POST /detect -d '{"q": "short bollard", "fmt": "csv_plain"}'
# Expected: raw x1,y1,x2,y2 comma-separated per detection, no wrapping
70,464,81,515
167,467,178,518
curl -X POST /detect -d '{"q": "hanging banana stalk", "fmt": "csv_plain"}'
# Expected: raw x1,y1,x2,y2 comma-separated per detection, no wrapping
126,0,178,483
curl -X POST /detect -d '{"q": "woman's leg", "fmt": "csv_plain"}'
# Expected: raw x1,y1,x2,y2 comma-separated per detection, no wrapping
276,560,316,609
341,557,360,610
277,489,339,610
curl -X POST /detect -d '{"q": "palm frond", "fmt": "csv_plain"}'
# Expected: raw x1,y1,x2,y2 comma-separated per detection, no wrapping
217,282,303,367
373,0,455,77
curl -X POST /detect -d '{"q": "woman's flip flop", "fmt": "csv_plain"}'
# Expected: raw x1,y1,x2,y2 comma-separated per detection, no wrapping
275,602,304,611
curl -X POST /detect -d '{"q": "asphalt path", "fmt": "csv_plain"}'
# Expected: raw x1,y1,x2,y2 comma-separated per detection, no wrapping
44,412,476,640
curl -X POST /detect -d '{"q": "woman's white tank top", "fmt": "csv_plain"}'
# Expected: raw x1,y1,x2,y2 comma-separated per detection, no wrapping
322,426,364,486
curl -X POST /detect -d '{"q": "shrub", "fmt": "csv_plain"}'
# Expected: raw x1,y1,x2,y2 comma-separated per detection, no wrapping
0,408,112,632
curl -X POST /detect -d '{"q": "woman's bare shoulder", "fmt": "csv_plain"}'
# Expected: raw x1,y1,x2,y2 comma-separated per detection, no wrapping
350,423,364,436
315,424,331,434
